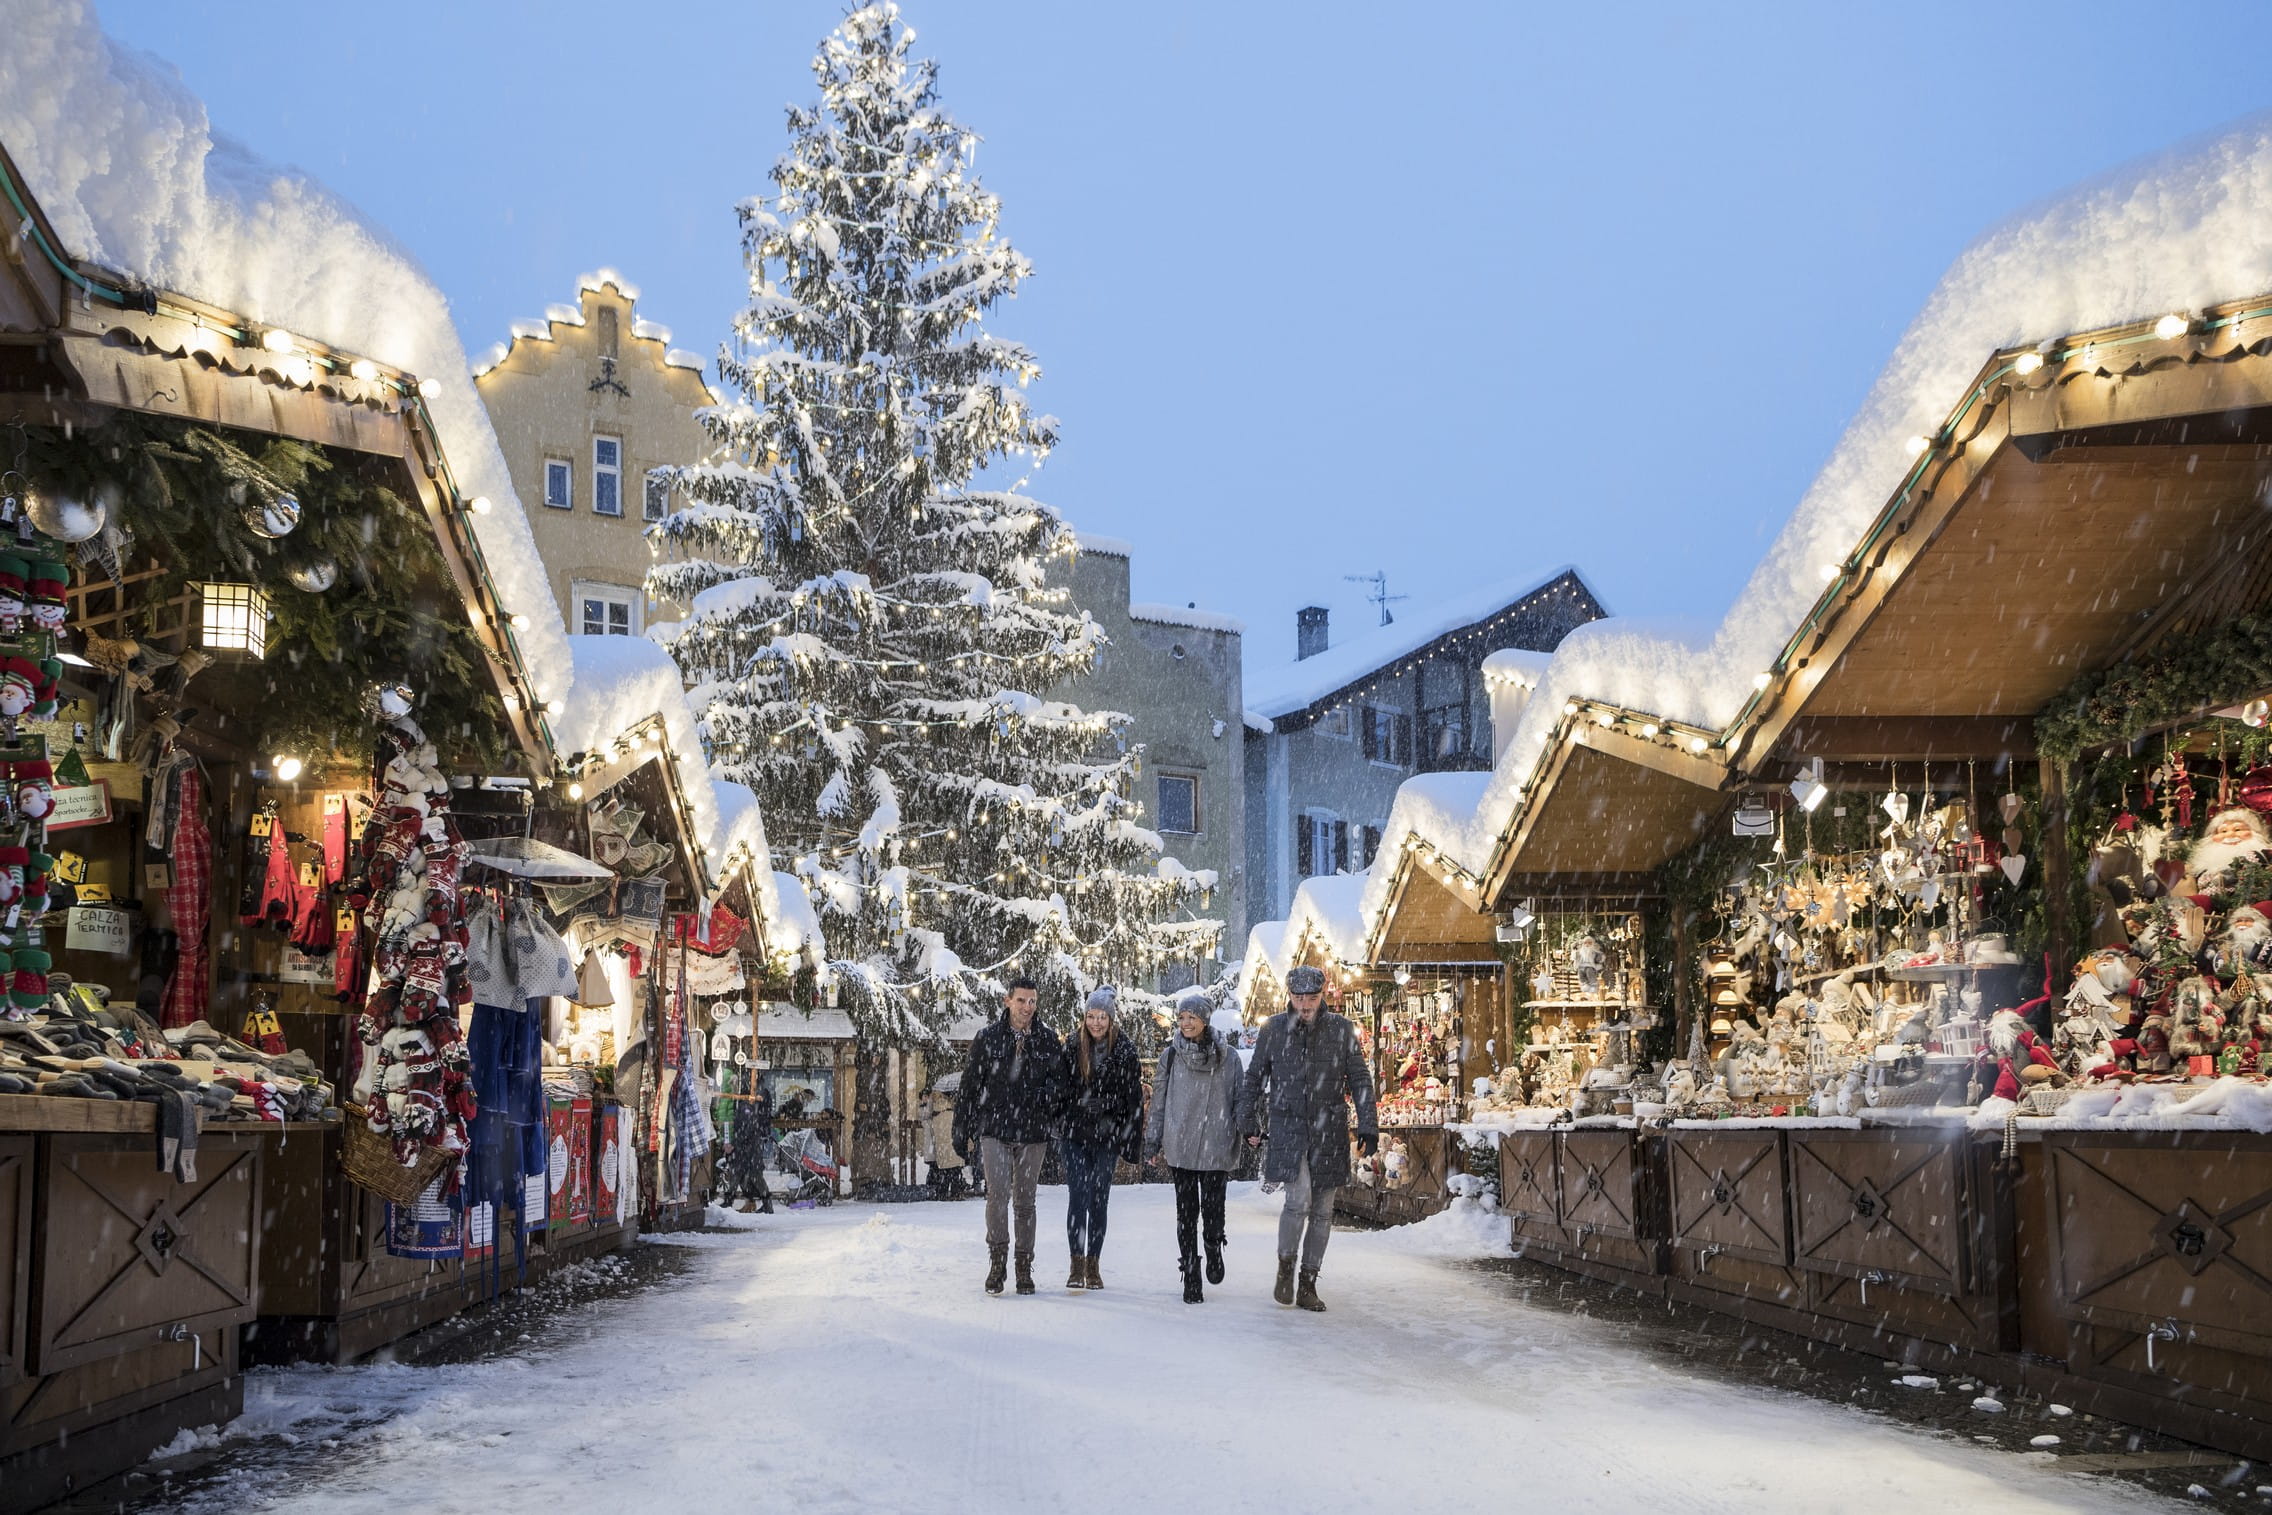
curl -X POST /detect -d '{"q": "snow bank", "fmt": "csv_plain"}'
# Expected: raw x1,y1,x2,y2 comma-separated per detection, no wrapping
1976,1076,2272,1134
1363,1193,1514,1261
1243,565,1589,721
0,0,571,693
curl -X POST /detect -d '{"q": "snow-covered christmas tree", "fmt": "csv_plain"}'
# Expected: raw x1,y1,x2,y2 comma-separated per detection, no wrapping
650,5,1220,1066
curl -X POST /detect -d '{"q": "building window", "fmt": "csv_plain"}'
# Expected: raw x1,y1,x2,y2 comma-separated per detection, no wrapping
1318,706,1351,739
593,436,622,516
1361,705,1411,767
1359,824,1384,869
1158,774,1198,835
1418,657,1474,770
544,458,572,510
1421,703,1468,765
1298,810,1349,879
643,471,670,523
573,581,641,637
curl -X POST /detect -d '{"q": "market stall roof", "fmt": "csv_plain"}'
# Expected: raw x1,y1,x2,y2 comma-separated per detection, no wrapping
759,1006,859,1041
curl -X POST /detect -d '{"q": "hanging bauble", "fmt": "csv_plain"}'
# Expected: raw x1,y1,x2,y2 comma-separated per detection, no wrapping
24,484,110,544
2240,766,2272,815
287,558,338,593
244,493,301,539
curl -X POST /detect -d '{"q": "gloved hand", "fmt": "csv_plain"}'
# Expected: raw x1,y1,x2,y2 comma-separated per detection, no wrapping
1142,1141,1162,1165
1357,1132,1379,1158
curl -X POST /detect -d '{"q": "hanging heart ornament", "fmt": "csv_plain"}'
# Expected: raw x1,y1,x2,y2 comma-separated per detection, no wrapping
2001,854,2028,885
1881,790,1911,826
2000,793,2025,826
2002,826,2025,853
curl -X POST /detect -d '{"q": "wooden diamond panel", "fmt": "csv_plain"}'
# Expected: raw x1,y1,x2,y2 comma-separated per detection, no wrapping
1669,1129,1791,1266
1790,1129,1966,1296
1560,1131,1642,1240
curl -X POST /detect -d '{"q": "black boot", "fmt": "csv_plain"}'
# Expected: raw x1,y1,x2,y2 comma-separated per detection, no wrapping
1274,1256,1297,1306
1296,1268,1326,1313
1014,1252,1036,1295
1181,1255,1204,1304
986,1246,1008,1296
1205,1235,1225,1286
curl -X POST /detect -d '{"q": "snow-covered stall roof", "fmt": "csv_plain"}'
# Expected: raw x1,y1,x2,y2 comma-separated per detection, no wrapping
0,1,572,699
1350,109,2272,957
1243,566,1598,724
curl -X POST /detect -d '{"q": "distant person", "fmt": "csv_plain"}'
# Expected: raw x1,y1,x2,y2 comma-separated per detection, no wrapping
1060,986,1143,1289
954,977,1066,1295
1145,990,1251,1303
922,1082,967,1199
1244,964,1377,1313
725,1089,775,1214
777,1089,809,1123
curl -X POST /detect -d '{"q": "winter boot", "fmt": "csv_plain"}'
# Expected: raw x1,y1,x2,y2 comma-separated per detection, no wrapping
985,1246,1008,1296
1205,1236,1226,1286
1085,1254,1104,1289
1014,1251,1036,1295
1296,1268,1326,1313
1274,1256,1297,1307
1181,1258,1204,1304
1067,1255,1087,1291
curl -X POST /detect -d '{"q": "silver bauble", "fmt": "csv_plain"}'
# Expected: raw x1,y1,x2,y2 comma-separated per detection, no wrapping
287,558,338,593
245,493,301,539
24,484,109,544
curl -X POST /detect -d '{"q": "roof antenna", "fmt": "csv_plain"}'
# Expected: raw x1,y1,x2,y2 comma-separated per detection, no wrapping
1345,570,1408,627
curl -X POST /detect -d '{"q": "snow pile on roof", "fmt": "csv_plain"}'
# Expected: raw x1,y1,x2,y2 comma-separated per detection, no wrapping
664,348,706,373
1074,532,1132,558
543,301,585,327
0,0,572,698
1233,920,1288,1006
469,340,508,377
1129,602,1244,635
631,317,671,344
1481,647,1551,685
579,267,640,300
765,870,826,963
1244,566,1590,722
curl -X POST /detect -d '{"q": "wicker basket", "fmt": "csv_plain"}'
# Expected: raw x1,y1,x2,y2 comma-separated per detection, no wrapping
341,1103,458,1205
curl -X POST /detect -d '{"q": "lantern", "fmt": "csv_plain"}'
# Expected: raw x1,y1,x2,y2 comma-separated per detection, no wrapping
196,582,271,659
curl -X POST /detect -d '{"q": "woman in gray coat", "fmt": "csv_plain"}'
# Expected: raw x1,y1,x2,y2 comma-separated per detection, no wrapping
1144,990,1251,1303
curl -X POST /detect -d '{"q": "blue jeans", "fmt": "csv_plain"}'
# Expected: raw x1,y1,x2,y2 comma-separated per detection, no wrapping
1062,1139,1118,1257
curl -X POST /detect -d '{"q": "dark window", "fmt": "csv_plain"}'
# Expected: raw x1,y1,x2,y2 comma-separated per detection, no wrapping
1421,703,1468,764
1360,825,1383,869
1418,657,1475,770
1299,812,1348,878
596,305,619,359
1158,774,1198,835
1361,705,1411,767
644,473,670,523
544,459,572,509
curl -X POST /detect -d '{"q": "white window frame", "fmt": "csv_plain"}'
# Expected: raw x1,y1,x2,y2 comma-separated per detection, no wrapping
1362,703,1411,770
1299,808,1347,879
572,580,643,637
1317,705,1352,740
592,435,623,517
1157,773,1200,836
543,458,573,510
643,470,671,523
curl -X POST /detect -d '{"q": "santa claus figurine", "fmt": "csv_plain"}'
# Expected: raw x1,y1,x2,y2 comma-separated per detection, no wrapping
2219,902,2272,980
1975,1006,2065,1102
2191,808,2272,901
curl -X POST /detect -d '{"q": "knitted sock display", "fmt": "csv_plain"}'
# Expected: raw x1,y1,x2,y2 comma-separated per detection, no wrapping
12,947,49,1010
27,559,67,632
0,845,28,907
0,556,30,634
24,851,51,916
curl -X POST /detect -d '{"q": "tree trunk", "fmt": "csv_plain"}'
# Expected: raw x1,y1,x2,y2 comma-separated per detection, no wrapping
852,1035,895,1190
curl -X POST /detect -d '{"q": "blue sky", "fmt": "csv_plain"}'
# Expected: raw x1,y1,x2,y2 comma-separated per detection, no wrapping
94,1,2272,671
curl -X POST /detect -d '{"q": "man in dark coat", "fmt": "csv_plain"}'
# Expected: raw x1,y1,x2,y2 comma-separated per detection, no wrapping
1243,964,1377,1313
954,977,1066,1295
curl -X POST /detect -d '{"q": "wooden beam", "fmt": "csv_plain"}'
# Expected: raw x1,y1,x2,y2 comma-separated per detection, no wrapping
1779,715,2036,762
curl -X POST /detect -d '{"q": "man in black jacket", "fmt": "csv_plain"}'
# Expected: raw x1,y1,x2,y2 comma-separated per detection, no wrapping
954,977,1066,1295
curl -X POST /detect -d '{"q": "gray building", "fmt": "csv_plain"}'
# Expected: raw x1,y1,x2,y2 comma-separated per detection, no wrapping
1243,567,1606,923
1050,535,1246,984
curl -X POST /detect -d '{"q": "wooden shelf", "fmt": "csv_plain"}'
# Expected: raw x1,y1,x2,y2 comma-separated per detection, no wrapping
0,1093,324,1135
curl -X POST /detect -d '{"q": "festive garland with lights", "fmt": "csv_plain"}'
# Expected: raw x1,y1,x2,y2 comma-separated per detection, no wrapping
2035,611,2272,763
9,413,509,768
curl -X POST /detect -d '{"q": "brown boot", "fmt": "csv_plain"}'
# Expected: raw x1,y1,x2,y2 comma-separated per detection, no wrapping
1296,1268,1326,1312
1014,1252,1036,1295
1274,1256,1297,1306
1085,1255,1104,1289
1067,1256,1086,1291
985,1246,1008,1296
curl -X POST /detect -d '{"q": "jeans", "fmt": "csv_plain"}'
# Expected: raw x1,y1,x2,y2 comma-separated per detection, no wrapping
1277,1155,1337,1272
981,1137,1047,1255
1062,1139,1118,1257
1171,1167,1227,1263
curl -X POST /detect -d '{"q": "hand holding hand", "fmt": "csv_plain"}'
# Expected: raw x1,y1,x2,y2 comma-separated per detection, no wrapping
1357,1132,1379,1158
1246,1134,1262,1148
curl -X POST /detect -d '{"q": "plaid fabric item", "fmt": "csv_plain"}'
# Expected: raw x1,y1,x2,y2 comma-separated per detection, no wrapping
161,765,212,1029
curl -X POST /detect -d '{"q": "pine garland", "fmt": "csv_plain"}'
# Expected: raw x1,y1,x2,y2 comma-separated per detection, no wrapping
10,412,508,768
2036,612,2272,761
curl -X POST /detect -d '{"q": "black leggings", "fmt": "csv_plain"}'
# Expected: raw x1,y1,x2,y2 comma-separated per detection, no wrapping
1170,1167,1227,1260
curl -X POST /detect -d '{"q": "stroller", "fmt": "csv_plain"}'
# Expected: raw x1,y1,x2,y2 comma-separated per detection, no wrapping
773,1126,839,1206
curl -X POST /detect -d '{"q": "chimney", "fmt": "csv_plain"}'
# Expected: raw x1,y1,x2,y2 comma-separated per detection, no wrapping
1296,606,1329,660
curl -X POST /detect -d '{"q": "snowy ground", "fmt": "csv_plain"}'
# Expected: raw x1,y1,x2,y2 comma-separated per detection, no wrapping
134,1185,2181,1515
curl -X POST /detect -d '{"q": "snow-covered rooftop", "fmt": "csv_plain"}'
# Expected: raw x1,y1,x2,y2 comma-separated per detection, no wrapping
1129,602,1244,636
1243,566,1596,723
1074,532,1132,558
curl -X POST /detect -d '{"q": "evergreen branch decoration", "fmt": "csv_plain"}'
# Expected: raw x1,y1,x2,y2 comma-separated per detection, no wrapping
11,411,509,769
2036,612,2272,761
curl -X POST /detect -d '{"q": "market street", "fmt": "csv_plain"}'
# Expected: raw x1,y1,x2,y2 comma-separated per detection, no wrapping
139,1189,2176,1515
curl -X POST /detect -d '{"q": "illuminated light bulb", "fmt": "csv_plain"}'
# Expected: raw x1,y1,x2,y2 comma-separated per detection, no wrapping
2013,351,2044,375
1689,736,1710,754
568,781,584,800
1562,701,1579,716
2154,313,2191,340
348,358,380,382
262,328,298,354
1904,434,1931,457
509,613,530,629
1594,709,1615,727
418,377,441,398
1640,723,1659,738
545,700,563,716
1752,672,1773,689
1820,562,1842,582
468,495,493,515
272,755,303,782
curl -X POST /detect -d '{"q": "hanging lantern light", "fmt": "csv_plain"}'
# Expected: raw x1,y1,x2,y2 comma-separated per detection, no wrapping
196,581,271,658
